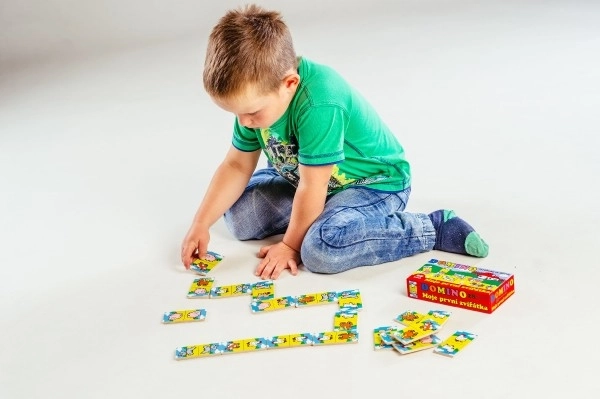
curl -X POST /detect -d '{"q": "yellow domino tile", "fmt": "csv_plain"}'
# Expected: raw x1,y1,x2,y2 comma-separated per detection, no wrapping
210,285,232,298
334,310,358,331
288,333,315,347
334,330,359,344
337,289,362,310
222,340,246,354
250,296,296,312
433,331,477,357
296,292,337,306
187,277,214,298
174,345,200,360
229,283,252,296
271,335,291,349
313,331,337,345
393,311,427,326
251,281,275,300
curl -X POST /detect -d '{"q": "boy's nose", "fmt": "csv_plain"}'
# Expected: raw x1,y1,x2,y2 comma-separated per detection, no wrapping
238,115,253,127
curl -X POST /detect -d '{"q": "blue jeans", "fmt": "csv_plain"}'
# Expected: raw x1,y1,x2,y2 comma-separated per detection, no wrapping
224,168,436,274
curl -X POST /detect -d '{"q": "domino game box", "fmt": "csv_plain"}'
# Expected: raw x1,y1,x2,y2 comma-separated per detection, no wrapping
406,259,515,314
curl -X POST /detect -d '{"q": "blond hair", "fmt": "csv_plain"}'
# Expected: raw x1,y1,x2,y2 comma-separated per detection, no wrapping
203,4,297,98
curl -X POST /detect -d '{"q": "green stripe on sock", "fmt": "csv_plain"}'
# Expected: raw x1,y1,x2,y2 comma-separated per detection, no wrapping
443,210,456,222
465,232,489,257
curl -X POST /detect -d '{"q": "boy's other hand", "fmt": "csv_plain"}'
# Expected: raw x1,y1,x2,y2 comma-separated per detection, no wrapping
181,224,210,269
256,242,301,280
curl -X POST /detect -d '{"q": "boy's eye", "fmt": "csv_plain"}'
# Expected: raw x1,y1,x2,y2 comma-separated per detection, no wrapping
248,111,260,116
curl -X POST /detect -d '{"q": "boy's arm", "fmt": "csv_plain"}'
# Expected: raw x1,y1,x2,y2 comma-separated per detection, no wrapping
256,163,333,279
283,164,333,251
181,145,261,268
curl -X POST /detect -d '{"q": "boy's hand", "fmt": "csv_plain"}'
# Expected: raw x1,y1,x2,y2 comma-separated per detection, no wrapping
256,242,301,280
181,223,210,269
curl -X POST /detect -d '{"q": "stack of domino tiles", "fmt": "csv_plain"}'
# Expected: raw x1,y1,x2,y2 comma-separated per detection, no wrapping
373,310,477,357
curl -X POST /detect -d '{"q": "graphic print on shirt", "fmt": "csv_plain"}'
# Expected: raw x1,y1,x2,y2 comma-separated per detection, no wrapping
260,128,382,193
261,128,301,185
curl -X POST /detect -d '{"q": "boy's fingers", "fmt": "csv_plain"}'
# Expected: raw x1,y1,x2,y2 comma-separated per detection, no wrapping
181,246,190,267
196,243,208,259
181,243,198,269
271,260,298,280
261,266,274,280
257,245,271,258
259,259,278,280
271,265,282,280
255,259,267,276
288,260,299,276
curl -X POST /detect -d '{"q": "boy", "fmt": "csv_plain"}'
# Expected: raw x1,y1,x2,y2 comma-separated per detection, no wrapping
181,4,488,280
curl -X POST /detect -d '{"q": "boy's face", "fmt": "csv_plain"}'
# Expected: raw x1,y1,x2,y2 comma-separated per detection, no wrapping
213,73,299,129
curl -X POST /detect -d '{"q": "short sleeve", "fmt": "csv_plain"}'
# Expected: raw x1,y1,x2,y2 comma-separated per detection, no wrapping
232,119,261,152
296,105,348,165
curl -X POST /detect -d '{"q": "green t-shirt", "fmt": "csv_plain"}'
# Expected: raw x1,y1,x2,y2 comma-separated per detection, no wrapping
232,57,411,194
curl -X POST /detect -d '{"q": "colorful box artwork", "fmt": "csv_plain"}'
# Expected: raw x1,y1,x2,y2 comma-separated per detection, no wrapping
406,259,515,314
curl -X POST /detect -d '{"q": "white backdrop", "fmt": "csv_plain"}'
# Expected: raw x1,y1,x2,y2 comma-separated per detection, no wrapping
2,1,600,398
2,0,403,68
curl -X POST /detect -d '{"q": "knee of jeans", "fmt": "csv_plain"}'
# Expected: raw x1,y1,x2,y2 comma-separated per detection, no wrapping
223,211,252,240
300,240,339,274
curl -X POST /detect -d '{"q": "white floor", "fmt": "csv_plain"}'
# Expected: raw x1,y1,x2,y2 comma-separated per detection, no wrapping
2,1,600,398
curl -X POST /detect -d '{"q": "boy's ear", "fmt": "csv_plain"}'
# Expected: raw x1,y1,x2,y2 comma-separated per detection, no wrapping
283,73,300,90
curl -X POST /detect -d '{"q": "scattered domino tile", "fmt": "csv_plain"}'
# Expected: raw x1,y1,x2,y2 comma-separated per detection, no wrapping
394,310,451,326
189,251,224,275
295,291,338,307
337,289,362,310
426,310,452,326
251,280,275,300
162,308,207,324
209,285,232,298
373,326,396,350
312,330,360,346
378,327,404,346
197,343,225,356
390,310,451,345
186,277,214,298
290,333,317,347
390,317,443,345
230,283,252,296
333,330,359,344
221,340,246,354
313,331,337,345
433,331,477,357
250,296,297,312
391,334,441,355
209,283,252,298
175,345,200,360
333,310,358,332
243,337,274,351
270,335,291,349
393,310,427,326
289,332,317,346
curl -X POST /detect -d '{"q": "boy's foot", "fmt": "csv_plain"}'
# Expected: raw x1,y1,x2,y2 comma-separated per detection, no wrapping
428,210,489,257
